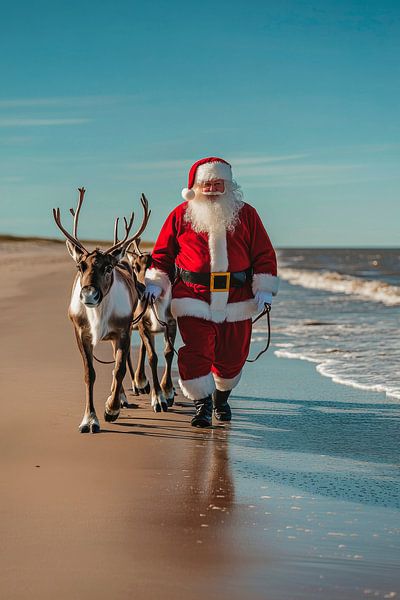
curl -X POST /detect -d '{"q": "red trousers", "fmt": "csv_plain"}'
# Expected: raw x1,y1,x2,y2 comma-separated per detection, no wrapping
177,316,252,400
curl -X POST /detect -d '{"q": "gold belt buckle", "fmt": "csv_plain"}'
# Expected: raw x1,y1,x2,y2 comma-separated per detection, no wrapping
210,272,231,292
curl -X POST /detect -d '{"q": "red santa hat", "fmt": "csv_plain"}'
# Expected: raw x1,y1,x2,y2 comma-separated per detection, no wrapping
181,157,232,201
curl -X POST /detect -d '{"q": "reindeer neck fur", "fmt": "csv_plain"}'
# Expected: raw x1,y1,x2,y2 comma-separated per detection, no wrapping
70,267,135,346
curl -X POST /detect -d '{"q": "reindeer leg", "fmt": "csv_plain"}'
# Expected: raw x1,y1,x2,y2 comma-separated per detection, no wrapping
141,327,167,413
74,329,100,434
104,333,130,422
111,347,129,409
134,329,150,394
161,318,177,407
126,348,137,393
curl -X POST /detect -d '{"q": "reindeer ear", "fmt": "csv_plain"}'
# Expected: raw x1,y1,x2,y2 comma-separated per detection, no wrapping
108,246,125,263
66,240,84,262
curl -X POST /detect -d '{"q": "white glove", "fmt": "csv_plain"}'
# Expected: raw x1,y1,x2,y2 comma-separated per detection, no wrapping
143,284,162,303
255,291,273,312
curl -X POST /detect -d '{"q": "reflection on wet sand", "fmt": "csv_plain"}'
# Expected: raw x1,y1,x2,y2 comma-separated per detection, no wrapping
147,426,239,567
181,429,235,540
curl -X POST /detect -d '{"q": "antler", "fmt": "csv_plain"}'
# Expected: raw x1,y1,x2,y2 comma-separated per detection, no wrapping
130,194,151,242
69,187,86,238
52,206,88,253
113,217,120,245
131,238,142,256
53,187,88,253
106,194,151,255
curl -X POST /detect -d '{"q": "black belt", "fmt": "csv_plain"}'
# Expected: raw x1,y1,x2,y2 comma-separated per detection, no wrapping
178,267,252,292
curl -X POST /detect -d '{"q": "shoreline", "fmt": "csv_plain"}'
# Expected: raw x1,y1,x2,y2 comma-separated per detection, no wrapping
0,242,399,599
274,348,400,401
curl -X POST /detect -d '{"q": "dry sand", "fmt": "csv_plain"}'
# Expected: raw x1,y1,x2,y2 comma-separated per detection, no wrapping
0,242,269,600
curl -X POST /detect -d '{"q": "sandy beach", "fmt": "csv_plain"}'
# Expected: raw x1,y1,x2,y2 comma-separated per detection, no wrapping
0,241,399,600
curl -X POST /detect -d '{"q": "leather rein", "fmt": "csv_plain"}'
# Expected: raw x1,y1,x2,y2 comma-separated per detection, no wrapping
148,298,272,364
93,296,272,366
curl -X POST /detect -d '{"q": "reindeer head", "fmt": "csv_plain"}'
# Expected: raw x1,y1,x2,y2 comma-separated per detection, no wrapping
53,188,151,307
125,238,153,285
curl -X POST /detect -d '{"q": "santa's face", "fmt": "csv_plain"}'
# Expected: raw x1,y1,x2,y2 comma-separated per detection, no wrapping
200,179,225,198
186,179,243,234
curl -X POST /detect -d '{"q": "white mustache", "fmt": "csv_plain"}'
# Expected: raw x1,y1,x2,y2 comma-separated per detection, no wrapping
201,190,225,196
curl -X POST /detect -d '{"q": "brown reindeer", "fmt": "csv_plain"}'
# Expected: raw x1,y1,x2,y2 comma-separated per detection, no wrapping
125,239,177,413
53,188,150,433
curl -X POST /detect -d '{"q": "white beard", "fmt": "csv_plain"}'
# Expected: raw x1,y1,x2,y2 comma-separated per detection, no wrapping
184,187,244,235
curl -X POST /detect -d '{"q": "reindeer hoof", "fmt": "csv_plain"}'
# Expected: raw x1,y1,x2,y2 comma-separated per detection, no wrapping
120,392,129,408
104,409,120,422
162,388,175,407
151,391,168,413
133,381,150,395
79,413,100,433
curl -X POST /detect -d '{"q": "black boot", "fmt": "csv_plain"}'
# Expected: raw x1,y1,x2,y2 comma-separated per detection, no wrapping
191,395,213,428
213,390,232,422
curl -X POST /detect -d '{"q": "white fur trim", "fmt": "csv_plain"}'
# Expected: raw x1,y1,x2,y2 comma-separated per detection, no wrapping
208,229,229,321
195,161,232,184
182,187,195,201
171,297,211,320
171,297,258,323
178,373,215,401
252,273,280,296
226,299,258,322
213,371,242,391
145,268,171,297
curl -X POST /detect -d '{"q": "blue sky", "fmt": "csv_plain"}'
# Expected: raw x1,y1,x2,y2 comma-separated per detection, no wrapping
0,0,399,246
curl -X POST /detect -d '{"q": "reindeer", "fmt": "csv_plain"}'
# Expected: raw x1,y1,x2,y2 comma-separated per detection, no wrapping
53,188,150,433
120,237,177,413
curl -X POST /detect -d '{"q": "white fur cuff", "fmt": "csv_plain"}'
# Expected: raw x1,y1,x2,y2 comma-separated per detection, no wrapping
213,372,242,391
178,373,216,401
252,273,279,296
145,268,171,297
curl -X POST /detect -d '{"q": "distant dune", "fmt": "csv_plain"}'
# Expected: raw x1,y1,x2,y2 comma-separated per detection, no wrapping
0,233,153,249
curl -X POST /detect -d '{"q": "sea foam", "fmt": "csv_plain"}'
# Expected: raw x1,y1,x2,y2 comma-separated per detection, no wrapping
279,268,400,306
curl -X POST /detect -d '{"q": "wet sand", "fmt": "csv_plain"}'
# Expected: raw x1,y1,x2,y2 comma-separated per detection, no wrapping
0,242,399,599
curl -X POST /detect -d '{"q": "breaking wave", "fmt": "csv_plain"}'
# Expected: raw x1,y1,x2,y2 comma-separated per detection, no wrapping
279,268,400,306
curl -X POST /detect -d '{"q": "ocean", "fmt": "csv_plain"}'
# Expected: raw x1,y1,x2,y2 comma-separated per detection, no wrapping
254,248,400,401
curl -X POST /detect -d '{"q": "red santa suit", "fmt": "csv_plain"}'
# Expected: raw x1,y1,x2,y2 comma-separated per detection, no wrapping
146,157,279,401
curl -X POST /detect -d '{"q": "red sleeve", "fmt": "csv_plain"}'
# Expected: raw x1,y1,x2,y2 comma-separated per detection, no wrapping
248,206,280,295
145,208,179,293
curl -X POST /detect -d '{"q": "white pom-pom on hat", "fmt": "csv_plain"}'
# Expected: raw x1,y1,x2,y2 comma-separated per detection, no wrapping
181,187,195,201
181,157,232,202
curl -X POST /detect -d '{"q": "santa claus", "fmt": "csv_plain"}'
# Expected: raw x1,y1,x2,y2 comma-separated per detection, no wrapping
144,157,279,427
